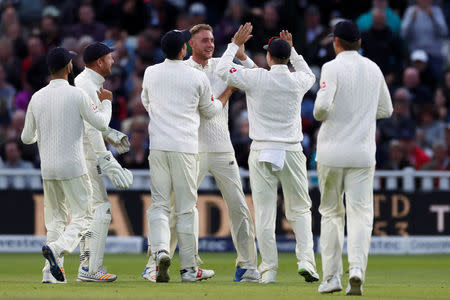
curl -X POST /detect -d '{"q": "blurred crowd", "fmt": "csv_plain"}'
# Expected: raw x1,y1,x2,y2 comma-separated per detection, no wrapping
0,0,449,173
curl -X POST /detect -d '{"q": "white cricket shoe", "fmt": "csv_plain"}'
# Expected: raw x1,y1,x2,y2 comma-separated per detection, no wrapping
77,266,117,282
42,245,65,282
142,267,157,282
180,267,215,282
318,274,343,294
346,267,363,296
234,267,260,282
298,262,320,282
155,250,171,283
259,270,276,284
42,268,66,284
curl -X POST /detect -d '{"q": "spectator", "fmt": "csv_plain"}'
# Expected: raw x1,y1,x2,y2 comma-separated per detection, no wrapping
434,87,449,122
300,5,327,62
384,139,412,170
21,36,45,81
2,139,33,169
417,106,446,148
115,0,149,36
40,16,62,50
308,17,343,68
231,112,251,170
441,68,450,114
421,141,450,170
410,49,436,89
445,125,450,156
118,116,149,169
402,67,433,115
378,88,416,144
5,22,27,59
68,4,107,41
399,130,431,169
250,2,281,51
0,38,21,89
401,0,448,79
189,2,207,26
357,0,402,35
0,64,16,125
361,8,405,83
145,0,180,32
214,0,249,52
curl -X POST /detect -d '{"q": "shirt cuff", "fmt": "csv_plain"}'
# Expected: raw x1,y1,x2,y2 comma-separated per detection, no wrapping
240,56,255,68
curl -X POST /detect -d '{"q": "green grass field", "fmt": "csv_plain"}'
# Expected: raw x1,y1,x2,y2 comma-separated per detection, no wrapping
0,253,449,299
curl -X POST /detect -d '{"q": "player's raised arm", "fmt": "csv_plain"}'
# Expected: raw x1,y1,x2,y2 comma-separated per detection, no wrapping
21,100,37,145
281,30,315,91
216,23,255,91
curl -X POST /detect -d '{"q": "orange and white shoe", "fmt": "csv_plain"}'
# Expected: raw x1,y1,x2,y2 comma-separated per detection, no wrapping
180,267,215,282
142,267,157,282
77,266,117,282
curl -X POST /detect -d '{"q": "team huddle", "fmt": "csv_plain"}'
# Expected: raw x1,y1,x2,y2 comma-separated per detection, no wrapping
21,20,392,295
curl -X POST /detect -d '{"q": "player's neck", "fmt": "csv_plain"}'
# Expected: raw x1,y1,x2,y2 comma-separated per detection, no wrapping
50,74,68,81
192,54,209,67
87,66,104,78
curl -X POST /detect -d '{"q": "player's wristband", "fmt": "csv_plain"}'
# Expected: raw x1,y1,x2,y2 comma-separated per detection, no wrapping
240,56,255,68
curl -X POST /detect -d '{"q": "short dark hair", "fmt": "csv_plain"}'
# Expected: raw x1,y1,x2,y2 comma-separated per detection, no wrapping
337,37,361,51
165,45,184,59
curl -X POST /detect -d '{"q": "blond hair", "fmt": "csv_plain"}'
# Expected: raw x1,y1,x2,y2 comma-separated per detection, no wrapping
190,24,213,36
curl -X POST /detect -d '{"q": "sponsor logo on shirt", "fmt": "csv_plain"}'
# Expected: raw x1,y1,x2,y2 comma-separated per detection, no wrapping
229,67,237,74
211,95,214,101
92,103,98,111
321,81,326,89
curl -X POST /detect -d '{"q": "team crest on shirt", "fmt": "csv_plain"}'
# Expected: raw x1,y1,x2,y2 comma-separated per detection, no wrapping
321,81,326,89
92,103,98,111
229,67,237,74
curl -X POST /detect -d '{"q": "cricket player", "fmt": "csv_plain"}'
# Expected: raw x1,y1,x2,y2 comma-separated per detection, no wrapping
21,47,112,283
216,23,319,284
314,21,393,295
141,29,228,282
142,24,260,283
74,42,133,282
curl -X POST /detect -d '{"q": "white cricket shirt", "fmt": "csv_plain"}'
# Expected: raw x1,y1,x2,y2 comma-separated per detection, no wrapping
21,79,112,180
314,51,393,168
75,67,109,161
216,43,315,151
141,59,222,154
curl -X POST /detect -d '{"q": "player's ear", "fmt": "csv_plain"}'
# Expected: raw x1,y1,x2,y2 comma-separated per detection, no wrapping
188,39,193,47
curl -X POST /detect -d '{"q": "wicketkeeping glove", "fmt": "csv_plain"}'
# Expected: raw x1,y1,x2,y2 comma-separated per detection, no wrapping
102,127,131,154
97,151,133,189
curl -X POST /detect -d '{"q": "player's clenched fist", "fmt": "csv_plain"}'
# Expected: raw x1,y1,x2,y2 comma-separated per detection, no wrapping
96,87,113,102
232,22,253,46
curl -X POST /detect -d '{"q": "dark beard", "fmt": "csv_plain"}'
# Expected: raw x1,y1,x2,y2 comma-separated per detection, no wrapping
68,70,75,86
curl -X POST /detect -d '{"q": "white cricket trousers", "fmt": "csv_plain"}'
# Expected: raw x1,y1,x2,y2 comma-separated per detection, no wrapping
147,150,199,269
317,163,375,281
248,150,316,274
198,152,257,269
43,174,92,255
78,159,111,272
